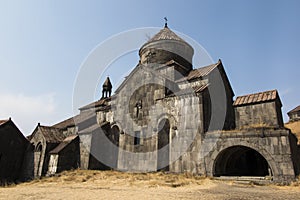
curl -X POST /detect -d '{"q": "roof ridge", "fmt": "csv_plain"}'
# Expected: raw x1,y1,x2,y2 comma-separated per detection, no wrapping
288,105,300,114
233,89,279,107
235,89,277,98
176,61,220,83
39,125,62,130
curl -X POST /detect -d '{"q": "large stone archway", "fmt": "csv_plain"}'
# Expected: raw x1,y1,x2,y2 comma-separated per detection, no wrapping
203,138,286,181
213,145,271,177
199,129,295,182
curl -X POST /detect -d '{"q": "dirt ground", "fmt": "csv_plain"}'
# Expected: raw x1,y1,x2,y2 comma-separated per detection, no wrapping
1,170,300,200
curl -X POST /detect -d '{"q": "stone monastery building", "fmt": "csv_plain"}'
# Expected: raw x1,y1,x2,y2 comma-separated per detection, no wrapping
25,23,300,184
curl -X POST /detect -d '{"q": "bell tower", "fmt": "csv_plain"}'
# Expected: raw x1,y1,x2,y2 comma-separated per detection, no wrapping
101,77,112,99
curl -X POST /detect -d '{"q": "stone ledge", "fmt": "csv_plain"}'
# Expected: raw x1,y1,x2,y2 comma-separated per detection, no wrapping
205,128,290,139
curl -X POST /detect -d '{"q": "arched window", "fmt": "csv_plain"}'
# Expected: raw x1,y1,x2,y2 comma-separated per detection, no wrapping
35,142,42,152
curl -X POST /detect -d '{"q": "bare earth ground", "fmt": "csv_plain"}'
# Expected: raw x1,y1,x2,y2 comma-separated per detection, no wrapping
1,170,300,200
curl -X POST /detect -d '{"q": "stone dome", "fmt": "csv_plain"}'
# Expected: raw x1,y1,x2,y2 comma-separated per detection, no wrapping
139,24,194,69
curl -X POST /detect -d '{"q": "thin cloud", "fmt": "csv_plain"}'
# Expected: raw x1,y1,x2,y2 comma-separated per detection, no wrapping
0,93,56,135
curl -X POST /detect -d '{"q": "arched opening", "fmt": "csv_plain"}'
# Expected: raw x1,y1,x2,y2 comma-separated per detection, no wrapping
214,146,271,177
157,118,170,171
34,142,43,177
111,126,120,147
35,143,42,152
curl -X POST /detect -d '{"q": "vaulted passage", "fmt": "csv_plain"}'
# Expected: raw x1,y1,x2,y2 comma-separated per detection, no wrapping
214,146,270,177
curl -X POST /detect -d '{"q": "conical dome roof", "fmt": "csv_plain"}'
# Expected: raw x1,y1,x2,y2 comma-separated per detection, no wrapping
147,26,187,43
139,25,194,68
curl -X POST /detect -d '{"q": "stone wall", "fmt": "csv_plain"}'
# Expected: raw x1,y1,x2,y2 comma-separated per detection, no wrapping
79,133,92,170
201,129,297,183
234,101,283,129
55,137,80,173
30,130,47,177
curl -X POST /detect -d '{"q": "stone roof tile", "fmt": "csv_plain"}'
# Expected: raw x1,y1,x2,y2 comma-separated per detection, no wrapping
49,135,78,154
176,61,220,83
147,26,186,43
38,125,65,143
233,89,279,107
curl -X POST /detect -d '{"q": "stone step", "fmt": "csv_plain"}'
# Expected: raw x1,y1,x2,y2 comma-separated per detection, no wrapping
217,176,270,180
214,176,273,185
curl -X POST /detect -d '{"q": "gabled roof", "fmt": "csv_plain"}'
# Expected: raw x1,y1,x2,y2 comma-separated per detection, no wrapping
114,63,141,94
176,61,220,83
233,89,281,107
32,125,65,143
288,105,300,114
49,135,78,154
114,63,174,94
176,59,234,98
0,118,29,143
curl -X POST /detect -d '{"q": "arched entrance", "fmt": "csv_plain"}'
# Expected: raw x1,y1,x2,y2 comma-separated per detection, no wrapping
214,146,271,177
34,142,43,177
157,118,170,171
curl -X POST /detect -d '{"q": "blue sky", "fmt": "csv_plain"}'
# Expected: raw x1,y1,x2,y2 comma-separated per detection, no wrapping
0,0,299,135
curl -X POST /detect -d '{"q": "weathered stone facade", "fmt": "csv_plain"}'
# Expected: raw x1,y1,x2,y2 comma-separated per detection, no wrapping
202,129,297,183
18,24,300,184
70,24,299,183
233,90,284,129
47,135,80,175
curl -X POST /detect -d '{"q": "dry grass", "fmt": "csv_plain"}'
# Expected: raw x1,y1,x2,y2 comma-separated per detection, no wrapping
285,121,300,144
1,170,300,200
17,170,300,188
23,169,207,188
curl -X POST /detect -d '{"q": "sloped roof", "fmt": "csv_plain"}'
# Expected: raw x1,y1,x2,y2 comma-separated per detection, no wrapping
147,26,186,43
166,84,209,98
37,125,65,143
288,105,300,114
52,116,77,129
0,119,29,143
176,61,220,83
78,122,109,135
79,97,111,111
49,135,78,154
75,110,96,124
233,89,279,107
52,109,99,130
0,120,9,126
